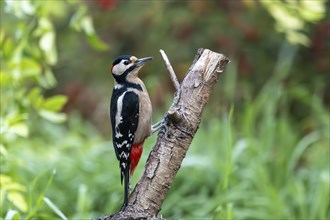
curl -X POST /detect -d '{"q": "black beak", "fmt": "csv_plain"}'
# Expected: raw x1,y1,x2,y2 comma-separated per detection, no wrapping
135,57,153,67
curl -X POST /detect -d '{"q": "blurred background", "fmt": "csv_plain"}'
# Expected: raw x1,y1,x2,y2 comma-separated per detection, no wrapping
1,0,329,219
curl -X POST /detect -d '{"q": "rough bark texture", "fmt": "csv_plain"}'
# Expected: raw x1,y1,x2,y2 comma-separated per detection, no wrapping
99,48,229,220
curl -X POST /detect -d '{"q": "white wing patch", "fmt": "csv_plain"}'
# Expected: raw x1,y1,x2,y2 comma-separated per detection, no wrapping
115,126,123,138
115,92,126,129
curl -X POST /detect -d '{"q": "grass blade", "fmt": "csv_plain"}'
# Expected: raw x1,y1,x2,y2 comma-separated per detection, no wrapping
26,169,56,219
288,131,321,173
43,197,68,220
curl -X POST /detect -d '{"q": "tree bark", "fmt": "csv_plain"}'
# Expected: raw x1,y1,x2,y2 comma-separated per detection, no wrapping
100,48,229,220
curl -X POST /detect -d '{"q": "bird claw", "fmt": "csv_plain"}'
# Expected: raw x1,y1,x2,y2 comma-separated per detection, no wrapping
151,118,166,134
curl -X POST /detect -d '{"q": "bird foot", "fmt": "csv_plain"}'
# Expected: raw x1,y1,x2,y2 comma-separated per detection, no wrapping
151,118,166,134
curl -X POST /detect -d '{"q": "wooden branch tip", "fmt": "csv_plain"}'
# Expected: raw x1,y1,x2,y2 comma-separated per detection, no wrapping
159,49,181,91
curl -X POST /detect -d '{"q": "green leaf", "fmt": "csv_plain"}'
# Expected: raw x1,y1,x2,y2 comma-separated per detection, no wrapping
37,17,58,65
34,95,45,110
7,113,28,125
38,17,53,32
39,31,57,65
69,5,88,32
5,182,27,192
0,175,26,192
0,71,11,87
5,209,21,220
86,34,109,51
0,174,12,186
80,16,95,35
37,68,57,89
270,4,303,31
8,192,28,212
39,110,67,123
28,87,42,104
301,0,326,22
8,123,29,137
69,7,109,51
0,144,8,157
5,0,35,18
44,68,57,87
0,29,4,44
2,36,15,58
287,31,310,47
43,95,68,112
20,57,41,77
43,197,68,220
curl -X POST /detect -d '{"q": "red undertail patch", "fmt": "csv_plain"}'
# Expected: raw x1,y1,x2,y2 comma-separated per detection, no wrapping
130,142,144,176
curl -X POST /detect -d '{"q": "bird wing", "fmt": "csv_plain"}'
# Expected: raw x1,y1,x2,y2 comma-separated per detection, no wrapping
110,90,139,183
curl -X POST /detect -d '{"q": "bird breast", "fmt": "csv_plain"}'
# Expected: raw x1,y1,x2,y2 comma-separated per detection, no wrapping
130,80,152,144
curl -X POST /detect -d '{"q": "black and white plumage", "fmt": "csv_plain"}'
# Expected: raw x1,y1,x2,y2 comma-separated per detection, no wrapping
109,55,153,211
110,90,139,180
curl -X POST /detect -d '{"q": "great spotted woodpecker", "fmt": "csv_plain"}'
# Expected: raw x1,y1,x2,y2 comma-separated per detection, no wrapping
110,55,162,211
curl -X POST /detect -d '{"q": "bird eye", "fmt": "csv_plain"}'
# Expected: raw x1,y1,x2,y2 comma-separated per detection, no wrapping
123,61,129,65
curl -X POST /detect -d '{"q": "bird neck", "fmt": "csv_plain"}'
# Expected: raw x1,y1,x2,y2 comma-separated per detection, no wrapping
114,79,143,92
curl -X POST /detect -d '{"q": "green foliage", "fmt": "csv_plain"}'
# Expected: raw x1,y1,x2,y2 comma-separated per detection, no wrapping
261,0,326,46
1,0,66,215
0,0,108,218
69,2,109,51
1,0,329,219
3,115,120,219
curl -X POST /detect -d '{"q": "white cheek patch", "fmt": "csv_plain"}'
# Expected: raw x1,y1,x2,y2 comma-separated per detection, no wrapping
112,61,133,76
112,64,124,76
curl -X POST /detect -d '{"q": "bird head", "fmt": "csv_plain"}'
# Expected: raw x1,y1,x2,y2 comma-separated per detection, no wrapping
111,55,153,83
